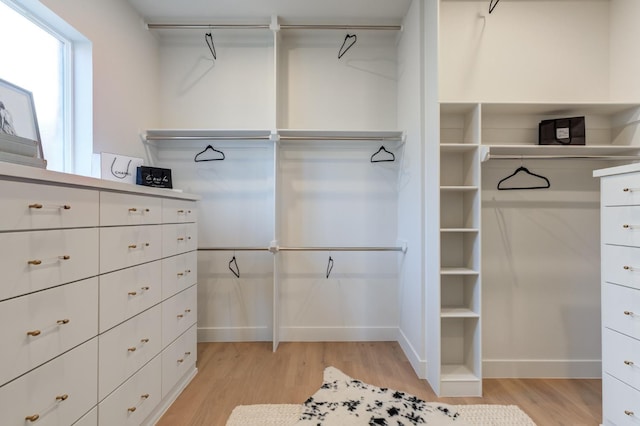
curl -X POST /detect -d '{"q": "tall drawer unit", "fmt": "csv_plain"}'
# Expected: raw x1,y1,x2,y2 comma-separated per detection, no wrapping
0,162,198,426
596,164,640,425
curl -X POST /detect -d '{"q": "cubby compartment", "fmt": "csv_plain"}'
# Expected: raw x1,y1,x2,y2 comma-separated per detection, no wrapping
440,189,479,230
440,230,480,273
440,317,481,396
440,148,480,187
441,274,480,317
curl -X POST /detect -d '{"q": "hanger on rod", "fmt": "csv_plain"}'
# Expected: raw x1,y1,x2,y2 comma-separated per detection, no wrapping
326,255,334,279
489,0,501,14
205,32,217,60
371,145,395,163
497,162,550,190
229,255,240,278
194,144,225,162
338,34,357,59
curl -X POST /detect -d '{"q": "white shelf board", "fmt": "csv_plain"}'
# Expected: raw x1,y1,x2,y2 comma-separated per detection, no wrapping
480,102,640,116
145,129,273,141
440,267,479,276
440,185,479,192
441,364,480,382
441,307,479,318
277,129,404,141
440,143,478,153
440,228,479,233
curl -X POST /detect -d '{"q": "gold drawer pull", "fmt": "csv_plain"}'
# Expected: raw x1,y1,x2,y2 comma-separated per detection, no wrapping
141,286,150,291
141,338,150,343
27,330,41,337
623,188,640,193
624,265,634,271
57,319,70,325
128,243,150,249
185,309,191,313
59,255,71,260
55,394,69,402
128,291,138,296
177,237,185,241
128,347,137,352
27,259,42,265
625,311,634,316
29,203,43,209
185,351,191,356
177,314,184,319
624,360,635,366
625,410,635,416
186,269,191,273
141,393,150,399
128,406,137,413
177,358,184,363
128,208,150,213
28,203,71,210
28,255,70,266
25,414,40,422
177,272,184,277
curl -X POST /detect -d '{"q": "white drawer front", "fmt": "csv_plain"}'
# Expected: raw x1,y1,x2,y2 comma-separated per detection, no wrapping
72,406,97,426
602,173,640,207
1,180,98,231
0,338,98,426
99,192,162,226
162,324,197,398
99,261,162,333
603,206,640,247
162,223,198,257
0,277,98,387
603,374,640,425
162,285,198,347
0,228,99,302
162,252,197,300
604,244,640,291
603,328,640,392
162,199,197,224
603,282,640,340
98,355,161,426
98,305,162,401
99,225,162,274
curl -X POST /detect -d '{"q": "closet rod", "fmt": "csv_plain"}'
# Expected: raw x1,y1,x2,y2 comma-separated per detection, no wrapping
278,136,403,142
146,23,401,31
145,135,271,141
199,247,271,251
279,246,406,252
487,154,640,161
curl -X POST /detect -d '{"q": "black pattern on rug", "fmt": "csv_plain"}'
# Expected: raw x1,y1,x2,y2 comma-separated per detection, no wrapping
295,367,462,425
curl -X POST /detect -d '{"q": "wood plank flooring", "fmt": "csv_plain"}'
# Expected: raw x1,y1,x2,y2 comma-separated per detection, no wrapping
156,341,602,426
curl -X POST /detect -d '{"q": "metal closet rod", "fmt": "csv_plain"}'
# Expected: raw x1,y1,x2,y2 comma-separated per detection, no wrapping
488,154,640,160
198,246,406,252
146,23,401,31
145,135,271,141
145,135,403,142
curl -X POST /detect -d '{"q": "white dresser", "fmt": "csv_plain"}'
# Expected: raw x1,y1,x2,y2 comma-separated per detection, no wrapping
0,162,198,426
595,164,640,426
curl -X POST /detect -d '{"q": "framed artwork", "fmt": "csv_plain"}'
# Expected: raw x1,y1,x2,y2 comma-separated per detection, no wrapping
0,78,42,156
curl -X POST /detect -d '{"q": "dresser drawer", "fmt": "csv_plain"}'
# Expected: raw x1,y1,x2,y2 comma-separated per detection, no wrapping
602,173,640,207
0,277,98,387
603,206,640,247
98,305,162,401
162,324,197,398
603,373,640,425
603,282,640,340
1,180,98,231
603,328,640,392
99,261,162,333
604,244,640,291
162,223,198,257
162,252,197,300
0,228,99,301
73,406,97,426
99,225,163,274
0,338,98,426
98,355,161,426
162,285,197,346
162,199,197,224
100,192,162,226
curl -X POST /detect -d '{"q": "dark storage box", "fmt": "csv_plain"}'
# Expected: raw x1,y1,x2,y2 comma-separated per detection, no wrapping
136,166,173,188
538,116,585,145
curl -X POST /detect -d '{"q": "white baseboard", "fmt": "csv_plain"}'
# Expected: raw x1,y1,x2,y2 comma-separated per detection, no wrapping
144,366,197,426
397,328,427,379
278,326,398,342
198,326,272,342
483,359,602,378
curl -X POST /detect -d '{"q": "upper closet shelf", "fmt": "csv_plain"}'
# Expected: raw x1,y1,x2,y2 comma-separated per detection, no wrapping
480,144,640,162
144,129,273,142
277,129,404,143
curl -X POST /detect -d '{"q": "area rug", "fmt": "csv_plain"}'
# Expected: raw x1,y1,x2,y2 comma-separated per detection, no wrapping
226,366,536,425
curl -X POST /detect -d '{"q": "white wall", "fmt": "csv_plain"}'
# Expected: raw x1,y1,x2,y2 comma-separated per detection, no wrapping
610,0,640,101
439,0,610,102
40,0,159,163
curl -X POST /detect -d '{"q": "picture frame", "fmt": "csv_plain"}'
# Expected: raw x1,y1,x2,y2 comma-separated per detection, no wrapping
0,78,43,159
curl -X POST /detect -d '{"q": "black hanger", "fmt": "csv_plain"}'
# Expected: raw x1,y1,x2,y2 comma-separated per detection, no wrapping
205,32,216,60
497,166,550,190
326,256,334,279
229,255,240,278
489,0,500,14
371,145,395,163
194,144,225,162
338,34,357,59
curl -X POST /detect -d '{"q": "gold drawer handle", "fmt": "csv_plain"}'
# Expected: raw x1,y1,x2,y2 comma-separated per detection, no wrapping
29,204,71,210
177,272,184,277
27,330,41,337
177,237,185,241
185,351,191,356
55,394,69,402
186,269,191,273
624,265,634,271
624,311,634,316
185,309,191,313
177,358,184,363
623,188,640,193
59,255,71,260
141,286,150,291
128,243,150,249
141,393,150,399
128,347,137,352
625,410,635,416
29,203,43,209
25,414,40,422
128,208,150,213
28,255,70,266
128,291,138,296
624,360,635,366
141,338,150,343
128,406,137,413
177,314,184,319
27,259,42,265
57,319,70,325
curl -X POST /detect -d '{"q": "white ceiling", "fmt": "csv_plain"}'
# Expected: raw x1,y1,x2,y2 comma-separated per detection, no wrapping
125,0,413,24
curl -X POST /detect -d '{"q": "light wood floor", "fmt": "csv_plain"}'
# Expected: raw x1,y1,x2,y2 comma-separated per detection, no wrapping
156,341,602,426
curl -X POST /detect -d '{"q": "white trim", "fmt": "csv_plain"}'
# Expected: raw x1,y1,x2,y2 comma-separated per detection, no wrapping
198,326,273,342
398,328,427,379
279,327,398,342
141,367,198,426
483,359,602,378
